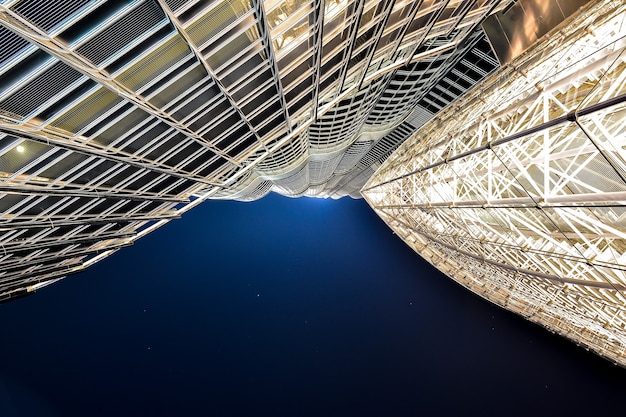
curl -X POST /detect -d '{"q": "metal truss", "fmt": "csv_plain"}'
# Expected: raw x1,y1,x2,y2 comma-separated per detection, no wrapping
363,0,626,366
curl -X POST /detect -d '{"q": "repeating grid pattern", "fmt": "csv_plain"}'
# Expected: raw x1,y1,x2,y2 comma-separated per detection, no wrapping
325,30,499,199
363,0,626,366
0,0,509,300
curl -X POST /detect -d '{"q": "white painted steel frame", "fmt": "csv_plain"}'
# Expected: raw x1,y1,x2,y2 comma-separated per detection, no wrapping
363,0,626,366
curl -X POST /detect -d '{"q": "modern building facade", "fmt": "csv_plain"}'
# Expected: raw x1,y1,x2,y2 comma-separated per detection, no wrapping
363,0,626,366
0,0,507,300
3,0,624,368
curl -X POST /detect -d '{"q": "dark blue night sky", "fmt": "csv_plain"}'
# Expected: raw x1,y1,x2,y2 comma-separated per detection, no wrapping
1,194,624,416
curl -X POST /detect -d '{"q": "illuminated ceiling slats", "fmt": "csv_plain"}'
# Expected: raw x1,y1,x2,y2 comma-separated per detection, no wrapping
0,0,505,300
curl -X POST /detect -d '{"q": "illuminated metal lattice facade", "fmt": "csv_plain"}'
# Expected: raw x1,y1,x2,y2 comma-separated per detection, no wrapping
0,0,507,300
363,0,626,365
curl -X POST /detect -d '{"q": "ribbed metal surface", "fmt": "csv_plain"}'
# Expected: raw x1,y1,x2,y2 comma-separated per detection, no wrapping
76,1,166,65
0,26,30,69
237,180,273,202
0,0,509,301
12,0,92,32
334,140,374,174
0,61,83,117
359,122,414,168
164,0,191,13
309,154,342,185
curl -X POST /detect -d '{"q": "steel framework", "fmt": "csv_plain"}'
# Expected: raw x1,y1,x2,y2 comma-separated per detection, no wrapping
363,0,626,366
0,0,507,300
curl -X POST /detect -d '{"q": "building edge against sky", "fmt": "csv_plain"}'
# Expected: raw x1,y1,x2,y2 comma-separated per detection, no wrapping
362,0,626,366
2,0,625,369
0,0,510,301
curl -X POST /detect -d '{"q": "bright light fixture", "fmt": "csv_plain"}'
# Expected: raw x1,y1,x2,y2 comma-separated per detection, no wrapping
16,145,25,153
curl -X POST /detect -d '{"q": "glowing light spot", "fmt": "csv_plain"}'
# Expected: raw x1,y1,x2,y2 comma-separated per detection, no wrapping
16,145,25,153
